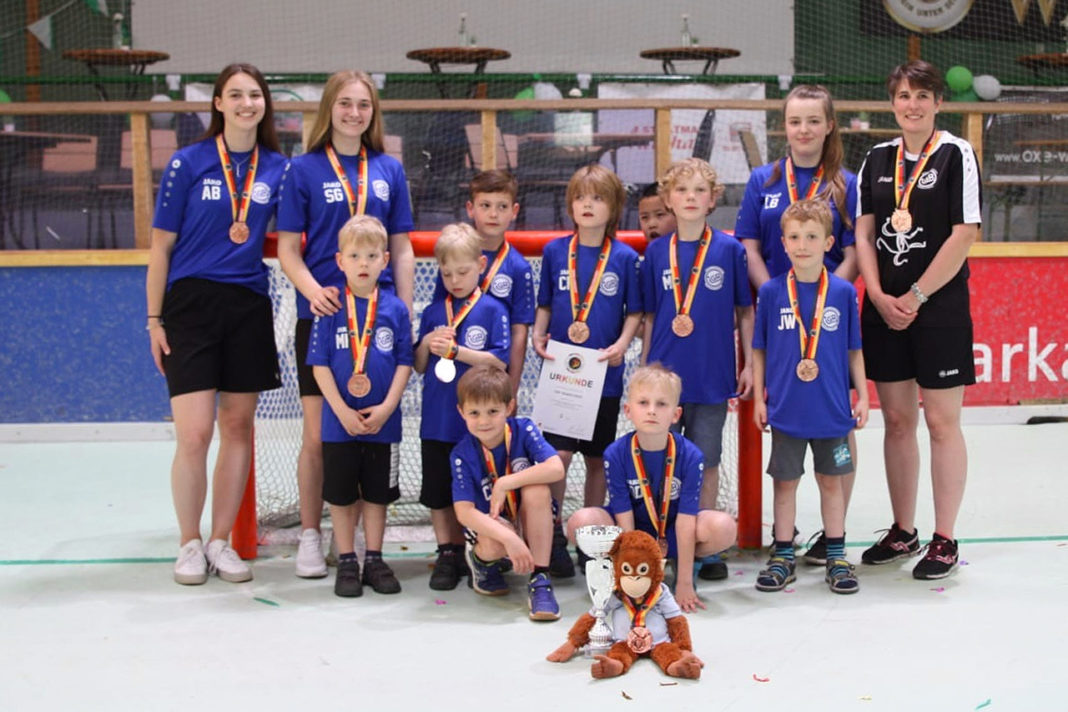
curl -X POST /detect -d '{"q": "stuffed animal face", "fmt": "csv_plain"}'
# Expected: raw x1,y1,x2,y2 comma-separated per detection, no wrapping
609,530,664,600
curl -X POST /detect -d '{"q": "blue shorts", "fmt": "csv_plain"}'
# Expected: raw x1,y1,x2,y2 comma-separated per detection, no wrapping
766,428,853,481
672,401,728,468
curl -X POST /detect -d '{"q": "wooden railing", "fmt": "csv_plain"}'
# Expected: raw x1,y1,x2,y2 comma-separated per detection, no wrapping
5,98,1068,248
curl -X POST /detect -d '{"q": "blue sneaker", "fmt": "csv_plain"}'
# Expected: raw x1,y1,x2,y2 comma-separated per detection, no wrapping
528,572,560,621
464,543,509,596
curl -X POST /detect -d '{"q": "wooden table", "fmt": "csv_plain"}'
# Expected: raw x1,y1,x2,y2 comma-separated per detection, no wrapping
406,47,510,97
1016,52,1068,77
61,49,170,100
639,47,740,75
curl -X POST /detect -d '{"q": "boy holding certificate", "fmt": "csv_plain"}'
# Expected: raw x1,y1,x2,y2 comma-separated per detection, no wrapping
532,164,643,577
307,215,413,598
415,223,511,591
639,158,753,581
451,365,566,620
566,364,737,613
752,199,868,594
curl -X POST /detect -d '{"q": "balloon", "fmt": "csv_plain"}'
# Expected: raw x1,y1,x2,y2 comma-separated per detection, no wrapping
973,75,1002,101
945,66,973,93
150,94,174,129
512,86,536,121
950,88,979,103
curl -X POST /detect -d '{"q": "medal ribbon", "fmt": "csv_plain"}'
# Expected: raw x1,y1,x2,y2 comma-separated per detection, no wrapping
786,267,829,361
344,286,378,377
630,433,677,544
621,584,664,629
668,226,711,318
480,242,511,293
567,235,613,323
893,131,940,211
481,423,518,519
784,157,825,204
324,143,369,217
443,287,483,359
214,135,259,224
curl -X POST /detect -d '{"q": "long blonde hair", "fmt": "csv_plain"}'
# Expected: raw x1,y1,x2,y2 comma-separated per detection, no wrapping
306,70,384,154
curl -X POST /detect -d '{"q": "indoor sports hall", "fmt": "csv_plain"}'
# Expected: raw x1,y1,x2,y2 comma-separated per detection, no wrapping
1,2,1066,710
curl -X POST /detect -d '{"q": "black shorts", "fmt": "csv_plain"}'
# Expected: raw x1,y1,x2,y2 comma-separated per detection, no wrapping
544,396,621,457
420,439,458,510
321,440,399,506
295,318,321,397
161,278,281,398
862,320,976,389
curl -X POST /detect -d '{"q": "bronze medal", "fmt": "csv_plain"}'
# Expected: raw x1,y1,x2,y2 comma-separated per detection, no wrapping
796,358,820,382
229,221,250,244
671,314,694,338
567,320,590,344
890,208,912,233
658,537,669,558
347,373,371,398
627,626,654,655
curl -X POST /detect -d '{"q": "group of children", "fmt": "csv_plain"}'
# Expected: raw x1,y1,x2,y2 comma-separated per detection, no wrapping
307,154,869,622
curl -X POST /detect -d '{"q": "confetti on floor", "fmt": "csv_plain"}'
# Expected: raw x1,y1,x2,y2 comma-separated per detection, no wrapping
930,587,945,593
434,599,447,605
975,699,991,710
859,695,872,701
253,597,279,607
621,690,633,700
752,674,770,683
659,682,678,687
784,588,796,593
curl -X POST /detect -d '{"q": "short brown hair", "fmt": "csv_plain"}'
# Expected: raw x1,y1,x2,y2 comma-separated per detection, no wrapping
627,363,682,406
887,60,945,100
565,164,626,238
658,158,725,205
780,198,833,236
338,214,388,252
434,222,482,263
456,364,512,407
470,169,518,202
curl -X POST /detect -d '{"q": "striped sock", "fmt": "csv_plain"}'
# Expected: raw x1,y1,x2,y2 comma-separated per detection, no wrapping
773,540,795,561
826,536,846,561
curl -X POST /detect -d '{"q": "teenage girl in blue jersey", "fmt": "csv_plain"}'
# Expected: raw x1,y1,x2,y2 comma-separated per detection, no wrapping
276,70,415,578
146,63,287,586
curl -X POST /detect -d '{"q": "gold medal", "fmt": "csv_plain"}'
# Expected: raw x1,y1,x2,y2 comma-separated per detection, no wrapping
567,321,590,344
347,373,371,398
627,626,653,655
229,221,249,244
796,358,820,382
890,208,912,233
671,314,694,338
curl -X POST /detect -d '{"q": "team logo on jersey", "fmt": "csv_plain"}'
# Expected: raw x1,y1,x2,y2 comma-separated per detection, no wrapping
489,273,512,298
251,182,272,204
917,168,938,190
877,220,927,266
463,325,488,350
627,477,681,501
822,306,841,332
704,266,725,291
763,193,782,210
374,326,394,352
372,179,390,201
511,457,532,472
599,271,620,297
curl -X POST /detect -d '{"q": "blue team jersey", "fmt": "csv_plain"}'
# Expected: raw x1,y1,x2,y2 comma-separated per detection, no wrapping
153,137,287,296
753,273,861,439
641,230,752,404
306,289,414,443
419,294,510,443
450,416,558,512
537,236,642,398
603,431,704,560
433,244,536,327
275,147,414,319
734,160,857,278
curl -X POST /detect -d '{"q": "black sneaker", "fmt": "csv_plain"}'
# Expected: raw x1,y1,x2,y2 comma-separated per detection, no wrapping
549,523,575,578
912,536,959,580
362,557,401,594
803,530,828,566
697,554,729,581
861,523,920,565
334,559,363,598
429,549,464,591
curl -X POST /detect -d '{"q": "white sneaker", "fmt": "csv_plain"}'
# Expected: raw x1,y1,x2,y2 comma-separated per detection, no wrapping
205,539,253,583
296,528,328,578
174,539,207,585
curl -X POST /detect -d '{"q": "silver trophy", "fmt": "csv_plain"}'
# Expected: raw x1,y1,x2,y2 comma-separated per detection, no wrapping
574,524,623,657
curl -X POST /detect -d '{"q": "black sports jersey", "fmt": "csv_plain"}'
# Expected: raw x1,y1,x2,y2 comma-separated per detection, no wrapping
856,132,981,327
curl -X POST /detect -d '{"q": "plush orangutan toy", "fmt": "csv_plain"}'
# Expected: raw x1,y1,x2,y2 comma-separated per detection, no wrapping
546,530,703,679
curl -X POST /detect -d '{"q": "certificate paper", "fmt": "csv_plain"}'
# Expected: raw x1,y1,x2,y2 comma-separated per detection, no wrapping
531,339,608,441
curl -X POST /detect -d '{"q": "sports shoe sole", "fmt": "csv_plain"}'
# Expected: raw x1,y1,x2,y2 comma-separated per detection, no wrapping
215,569,253,583
173,571,208,585
912,563,957,580
861,548,920,565
296,565,329,579
755,572,796,592
529,608,561,621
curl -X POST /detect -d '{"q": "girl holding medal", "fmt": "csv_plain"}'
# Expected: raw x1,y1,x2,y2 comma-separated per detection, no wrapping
146,63,287,585
276,70,415,579
855,60,981,581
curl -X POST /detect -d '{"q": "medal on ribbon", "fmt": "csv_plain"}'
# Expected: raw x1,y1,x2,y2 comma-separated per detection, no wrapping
630,433,677,558
891,131,940,234
784,156,825,205
344,286,377,398
481,423,518,520
435,288,483,383
621,585,663,655
215,135,259,244
567,235,612,344
787,267,829,383
324,143,368,217
668,226,711,338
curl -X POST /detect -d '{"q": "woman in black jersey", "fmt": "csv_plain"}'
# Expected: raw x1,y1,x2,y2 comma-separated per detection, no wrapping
854,60,982,581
